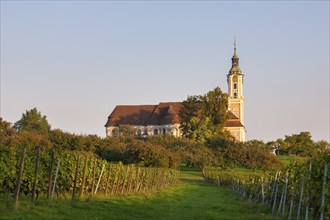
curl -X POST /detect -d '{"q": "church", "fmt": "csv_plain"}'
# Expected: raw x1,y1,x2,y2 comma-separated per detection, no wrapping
105,40,246,142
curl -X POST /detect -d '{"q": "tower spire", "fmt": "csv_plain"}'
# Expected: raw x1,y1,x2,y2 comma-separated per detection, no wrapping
232,36,239,67
234,36,237,56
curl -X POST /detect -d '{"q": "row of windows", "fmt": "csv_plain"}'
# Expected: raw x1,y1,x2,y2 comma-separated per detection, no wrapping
136,128,178,136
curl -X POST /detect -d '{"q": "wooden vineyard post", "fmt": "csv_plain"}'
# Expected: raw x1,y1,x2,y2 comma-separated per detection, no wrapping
261,177,265,204
120,165,129,194
272,172,280,215
305,163,312,220
116,165,123,195
105,164,112,195
320,164,328,220
111,164,119,195
80,155,88,197
126,164,134,195
47,150,55,199
134,167,140,193
277,180,285,215
139,168,144,193
51,158,61,201
269,172,278,205
297,174,305,220
281,171,289,218
161,171,167,188
264,177,272,205
72,155,80,200
151,169,156,190
14,147,26,210
91,158,97,196
31,147,41,203
95,164,105,195
288,170,298,220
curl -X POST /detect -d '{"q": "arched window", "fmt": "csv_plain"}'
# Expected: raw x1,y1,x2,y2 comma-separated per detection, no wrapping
153,129,158,135
234,92,237,98
234,83,237,89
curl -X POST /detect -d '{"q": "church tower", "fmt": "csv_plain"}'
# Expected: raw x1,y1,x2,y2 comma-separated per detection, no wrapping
226,38,246,141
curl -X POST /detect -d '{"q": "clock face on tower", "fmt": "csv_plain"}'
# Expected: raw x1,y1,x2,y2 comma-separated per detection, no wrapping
233,75,238,82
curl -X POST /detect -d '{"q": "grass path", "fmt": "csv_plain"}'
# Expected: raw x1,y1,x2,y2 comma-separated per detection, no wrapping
0,168,274,220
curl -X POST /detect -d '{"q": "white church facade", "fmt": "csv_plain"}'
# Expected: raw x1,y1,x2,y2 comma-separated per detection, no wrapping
105,40,246,142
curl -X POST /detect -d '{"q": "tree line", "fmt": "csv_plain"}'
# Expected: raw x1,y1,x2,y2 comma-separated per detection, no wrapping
1,88,328,173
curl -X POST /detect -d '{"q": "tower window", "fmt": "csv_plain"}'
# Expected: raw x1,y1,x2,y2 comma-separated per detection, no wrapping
234,92,237,98
234,83,237,89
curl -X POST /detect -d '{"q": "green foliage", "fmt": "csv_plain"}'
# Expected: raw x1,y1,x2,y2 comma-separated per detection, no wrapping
244,140,282,171
0,118,15,137
184,144,217,176
273,132,329,157
111,125,137,138
205,169,265,186
0,147,179,198
13,108,51,136
179,87,229,143
96,137,180,169
206,154,330,218
206,139,283,171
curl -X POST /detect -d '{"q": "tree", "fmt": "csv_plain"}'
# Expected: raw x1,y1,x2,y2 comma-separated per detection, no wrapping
111,125,136,138
244,140,282,171
313,140,329,155
13,108,51,136
179,87,229,142
0,118,15,137
284,132,316,156
184,144,218,177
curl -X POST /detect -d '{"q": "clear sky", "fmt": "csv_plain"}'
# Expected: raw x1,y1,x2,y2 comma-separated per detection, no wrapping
1,1,329,142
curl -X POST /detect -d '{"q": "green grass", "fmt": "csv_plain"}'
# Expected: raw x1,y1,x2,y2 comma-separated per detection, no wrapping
278,155,303,165
0,169,275,220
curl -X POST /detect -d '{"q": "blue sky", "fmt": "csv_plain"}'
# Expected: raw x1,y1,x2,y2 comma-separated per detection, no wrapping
1,1,329,142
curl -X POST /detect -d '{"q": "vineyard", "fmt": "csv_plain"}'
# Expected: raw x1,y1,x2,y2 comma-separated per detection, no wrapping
205,155,330,219
0,146,179,208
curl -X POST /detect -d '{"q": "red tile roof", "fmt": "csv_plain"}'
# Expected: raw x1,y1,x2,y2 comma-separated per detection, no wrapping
105,102,182,127
225,120,244,127
105,102,243,128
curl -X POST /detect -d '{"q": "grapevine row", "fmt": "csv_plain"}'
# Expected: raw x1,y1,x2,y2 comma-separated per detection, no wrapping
205,155,329,219
0,146,179,204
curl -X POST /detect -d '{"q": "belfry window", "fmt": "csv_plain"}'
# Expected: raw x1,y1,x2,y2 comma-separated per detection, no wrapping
234,83,237,89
